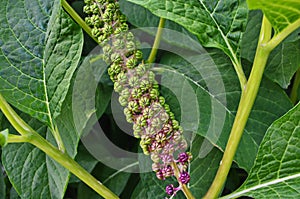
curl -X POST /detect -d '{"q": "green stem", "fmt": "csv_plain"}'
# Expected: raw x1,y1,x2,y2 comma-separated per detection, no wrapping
61,0,99,44
147,18,166,63
0,94,34,136
29,133,119,199
232,60,247,92
203,16,273,199
0,93,119,199
7,134,31,143
51,124,66,152
290,68,300,104
266,18,300,51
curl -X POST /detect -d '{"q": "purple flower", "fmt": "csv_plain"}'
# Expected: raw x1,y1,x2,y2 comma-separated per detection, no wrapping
165,184,174,195
178,152,189,163
156,169,165,180
162,165,174,177
179,171,190,184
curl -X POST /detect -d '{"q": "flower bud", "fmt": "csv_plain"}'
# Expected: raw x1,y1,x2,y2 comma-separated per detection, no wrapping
179,171,190,184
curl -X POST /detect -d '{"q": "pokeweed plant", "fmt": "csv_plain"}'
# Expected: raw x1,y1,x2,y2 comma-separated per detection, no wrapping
0,0,299,199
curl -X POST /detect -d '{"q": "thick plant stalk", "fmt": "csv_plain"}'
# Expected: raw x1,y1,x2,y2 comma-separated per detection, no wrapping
0,93,120,199
203,16,273,199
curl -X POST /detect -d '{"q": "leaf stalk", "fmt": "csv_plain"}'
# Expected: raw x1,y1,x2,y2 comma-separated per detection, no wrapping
147,18,166,63
0,93,119,199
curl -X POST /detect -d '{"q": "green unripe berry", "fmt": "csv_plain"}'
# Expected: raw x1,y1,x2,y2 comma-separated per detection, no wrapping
152,117,162,128
128,100,139,112
90,4,99,14
172,120,180,130
121,23,129,31
139,96,150,108
110,62,121,74
159,96,165,105
151,153,160,163
134,50,143,60
103,11,113,22
120,88,130,99
148,72,156,83
119,14,127,23
136,115,146,127
126,57,137,69
91,27,101,37
128,76,139,87
102,45,112,56
98,35,107,44
140,137,151,145
143,107,154,119
152,83,159,89
151,102,163,113
113,39,125,49
135,64,147,76
124,107,131,115
126,113,133,123
150,88,159,99
116,72,127,84
133,123,142,132
110,53,121,62
133,130,141,138
85,17,92,25
140,79,150,92
84,0,92,4
168,112,175,120
131,88,142,99
119,95,128,106
114,81,123,92
126,41,136,51
163,104,170,113
83,5,92,14
160,112,169,123
102,24,113,35
126,32,135,41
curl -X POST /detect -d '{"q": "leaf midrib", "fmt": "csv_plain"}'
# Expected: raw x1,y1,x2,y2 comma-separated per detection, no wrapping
222,172,300,198
155,66,258,150
197,0,239,63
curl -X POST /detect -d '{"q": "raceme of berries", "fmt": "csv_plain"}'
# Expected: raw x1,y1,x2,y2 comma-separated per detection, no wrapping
84,0,192,197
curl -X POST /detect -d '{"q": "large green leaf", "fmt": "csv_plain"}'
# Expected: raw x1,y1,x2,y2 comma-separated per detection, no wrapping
1,66,113,199
77,164,131,198
1,78,81,198
126,0,248,63
266,39,300,89
0,163,5,199
222,103,300,199
241,11,300,89
0,0,83,127
247,0,300,34
159,49,292,171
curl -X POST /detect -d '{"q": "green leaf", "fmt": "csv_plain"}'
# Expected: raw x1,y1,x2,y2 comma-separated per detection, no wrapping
223,103,300,199
0,0,83,127
69,143,98,183
247,0,300,34
159,49,292,171
77,164,131,198
266,39,300,89
126,0,248,63
241,11,300,88
0,129,8,147
241,10,262,62
0,163,5,199
1,76,81,198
